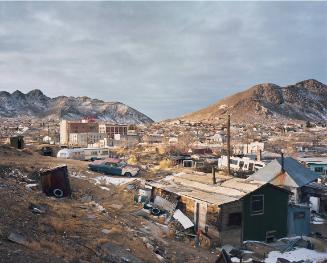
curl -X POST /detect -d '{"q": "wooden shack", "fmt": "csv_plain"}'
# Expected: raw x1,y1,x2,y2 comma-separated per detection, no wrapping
148,172,290,246
10,136,24,149
40,165,71,198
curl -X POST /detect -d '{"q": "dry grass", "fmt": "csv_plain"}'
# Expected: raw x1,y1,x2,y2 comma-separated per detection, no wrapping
41,217,79,234
127,155,137,165
27,239,73,259
27,241,41,251
47,217,65,233
38,239,75,259
96,238,109,245
159,159,173,169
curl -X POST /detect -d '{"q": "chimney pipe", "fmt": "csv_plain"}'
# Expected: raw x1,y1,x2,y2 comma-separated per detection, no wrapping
212,166,216,184
257,149,262,161
281,151,285,173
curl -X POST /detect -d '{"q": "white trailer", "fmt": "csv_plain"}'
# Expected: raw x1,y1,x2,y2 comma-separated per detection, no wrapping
218,155,266,172
83,148,109,161
57,147,109,161
57,148,85,160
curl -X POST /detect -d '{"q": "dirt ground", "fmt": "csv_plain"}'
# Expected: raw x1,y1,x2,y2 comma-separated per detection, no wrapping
0,145,219,263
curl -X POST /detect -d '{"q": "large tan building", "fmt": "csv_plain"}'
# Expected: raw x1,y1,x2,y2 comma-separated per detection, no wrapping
99,123,128,139
60,120,99,146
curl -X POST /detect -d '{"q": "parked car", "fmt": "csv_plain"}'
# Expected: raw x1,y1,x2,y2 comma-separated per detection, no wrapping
41,146,53,156
88,158,139,177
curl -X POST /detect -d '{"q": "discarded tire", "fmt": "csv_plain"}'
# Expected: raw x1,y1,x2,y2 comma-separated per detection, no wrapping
53,188,64,198
151,208,161,216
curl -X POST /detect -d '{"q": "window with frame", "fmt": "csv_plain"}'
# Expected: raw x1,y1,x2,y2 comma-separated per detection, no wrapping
228,212,242,227
314,167,323,173
251,195,264,215
294,211,305,220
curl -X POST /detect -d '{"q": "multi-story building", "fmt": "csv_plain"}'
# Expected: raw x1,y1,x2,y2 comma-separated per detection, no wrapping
68,132,107,148
60,120,99,146
99,123,128,139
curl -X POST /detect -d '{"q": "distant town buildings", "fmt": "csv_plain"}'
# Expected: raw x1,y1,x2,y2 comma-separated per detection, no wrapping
68,132,106,148
59,119,134,148
98,123,128,139
60,119,98,146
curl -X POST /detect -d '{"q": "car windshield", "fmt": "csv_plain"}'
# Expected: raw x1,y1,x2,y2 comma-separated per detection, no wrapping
117,161,127,167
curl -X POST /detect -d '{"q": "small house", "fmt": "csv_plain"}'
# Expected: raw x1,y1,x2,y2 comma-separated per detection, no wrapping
147,172,290,246
249,157,320,203
298,157,327,177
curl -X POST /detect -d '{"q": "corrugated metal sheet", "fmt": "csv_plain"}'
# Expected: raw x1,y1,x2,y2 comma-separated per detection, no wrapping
250,157,320,187
148,172,267,206
173,209,194,229
153,196,176,212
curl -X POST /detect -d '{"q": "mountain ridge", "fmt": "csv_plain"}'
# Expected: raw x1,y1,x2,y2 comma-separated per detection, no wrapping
179,79,327,123
0,90,154,124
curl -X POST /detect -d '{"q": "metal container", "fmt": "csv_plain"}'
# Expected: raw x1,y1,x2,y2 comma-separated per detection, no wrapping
40,165,71,198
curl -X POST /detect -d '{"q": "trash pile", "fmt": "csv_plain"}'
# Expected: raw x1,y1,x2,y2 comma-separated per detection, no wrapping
132,186,214,250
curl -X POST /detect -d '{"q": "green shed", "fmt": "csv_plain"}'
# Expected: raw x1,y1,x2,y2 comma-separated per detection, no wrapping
241,184,290,242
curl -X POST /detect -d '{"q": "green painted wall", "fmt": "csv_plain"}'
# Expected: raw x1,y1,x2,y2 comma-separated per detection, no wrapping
242,184,289,242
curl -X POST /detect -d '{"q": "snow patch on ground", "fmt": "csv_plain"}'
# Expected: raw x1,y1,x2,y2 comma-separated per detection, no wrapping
311,215,326,225
163,172,185,181
70,172,87,179
100,186,110,191
265,248,327,263
93,175,137,186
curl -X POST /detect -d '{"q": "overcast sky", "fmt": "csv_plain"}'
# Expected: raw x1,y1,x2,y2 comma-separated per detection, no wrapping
0,2,326,121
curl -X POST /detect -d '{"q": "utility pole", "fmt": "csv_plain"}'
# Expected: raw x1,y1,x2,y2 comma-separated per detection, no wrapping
212,166,216,184
48,121,50,144
227,114,231,176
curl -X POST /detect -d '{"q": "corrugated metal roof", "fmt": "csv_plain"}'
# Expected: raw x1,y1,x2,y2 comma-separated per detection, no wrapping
249,157,320,187
148,172,266,205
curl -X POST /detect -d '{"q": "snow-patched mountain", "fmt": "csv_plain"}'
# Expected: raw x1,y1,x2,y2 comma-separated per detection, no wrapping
0,90,154,124
180,79,327,123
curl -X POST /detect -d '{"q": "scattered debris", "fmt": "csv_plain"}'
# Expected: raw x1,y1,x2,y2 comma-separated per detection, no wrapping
80,195,93,202
265,248,327,263
311,213,326,225
86,214,97,220
93,175,138,186
25,183,38,191
173,209,194,229
100,186,110,191
28,203,47,214
108,204,123,210
7,233,29,247
215,249,232,263
101,229,111,234
101,243,144,263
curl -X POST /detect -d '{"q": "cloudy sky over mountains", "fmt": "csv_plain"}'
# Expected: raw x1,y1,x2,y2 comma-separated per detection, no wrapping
0,2,326,120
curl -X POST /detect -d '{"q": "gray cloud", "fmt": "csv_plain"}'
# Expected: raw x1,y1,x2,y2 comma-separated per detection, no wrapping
0,2,326,120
